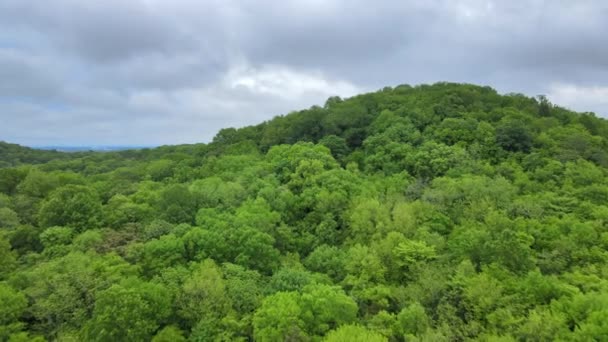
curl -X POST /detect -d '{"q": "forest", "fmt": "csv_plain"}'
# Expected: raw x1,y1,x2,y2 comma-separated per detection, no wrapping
1,82,608,341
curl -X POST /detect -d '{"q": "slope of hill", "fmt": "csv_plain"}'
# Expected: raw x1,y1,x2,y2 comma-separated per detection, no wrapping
0,141,83,168
33,145,152,152
1,82,608,341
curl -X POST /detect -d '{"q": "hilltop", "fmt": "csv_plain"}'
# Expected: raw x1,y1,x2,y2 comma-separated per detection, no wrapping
1,82,608,341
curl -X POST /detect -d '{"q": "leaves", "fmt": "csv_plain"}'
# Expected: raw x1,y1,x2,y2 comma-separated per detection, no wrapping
2,82,608,340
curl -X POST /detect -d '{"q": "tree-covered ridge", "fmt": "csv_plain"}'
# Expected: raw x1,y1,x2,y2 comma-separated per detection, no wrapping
0,142,84,168
1,82,608,341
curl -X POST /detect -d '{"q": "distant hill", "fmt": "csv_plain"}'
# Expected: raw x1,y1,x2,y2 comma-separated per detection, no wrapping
0,142,158,168
0,141,80,168
34,146,154,152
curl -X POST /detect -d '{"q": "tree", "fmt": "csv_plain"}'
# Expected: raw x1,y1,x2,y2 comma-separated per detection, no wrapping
0,283,27,340
323,325,387,342
72,229,103,252
0,207,20,229
38,185,102,231
140,234,186,277
176,259,233,329
319,135,350,160
253,285,357,341
268,267,317,293
83,279,171,342
393,239,437,270
21,252,137,336
190,177,246,210
223,263,264,315
39,226,74,256
299,284,358,336
304,245,347,282
146,159,175,182
0,234,18,279
348,198,392,243
266,142,338,184
152,326,187,342
496,120,533,153
0,167,28,195
517,308,569,341
7,224,43,255
537,95,552,117
104,194,154,228
16,169,59,198
410,142,469,178
157,184,196,224
253,292,306,342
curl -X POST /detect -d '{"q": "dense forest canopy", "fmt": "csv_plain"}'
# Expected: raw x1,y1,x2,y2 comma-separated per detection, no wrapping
1,82,608,341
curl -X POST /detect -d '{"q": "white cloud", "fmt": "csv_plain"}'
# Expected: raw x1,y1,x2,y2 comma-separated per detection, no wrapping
225,64,360,99
547,83,608,117
450,0,495,20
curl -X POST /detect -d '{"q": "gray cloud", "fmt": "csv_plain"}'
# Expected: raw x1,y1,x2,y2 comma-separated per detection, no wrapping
0,0,190,62
0,0,607,146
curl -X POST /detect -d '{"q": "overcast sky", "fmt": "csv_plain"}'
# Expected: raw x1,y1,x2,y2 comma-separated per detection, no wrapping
1,0,607,146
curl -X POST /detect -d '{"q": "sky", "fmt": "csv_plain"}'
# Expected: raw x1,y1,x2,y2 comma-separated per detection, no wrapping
1,0,607,147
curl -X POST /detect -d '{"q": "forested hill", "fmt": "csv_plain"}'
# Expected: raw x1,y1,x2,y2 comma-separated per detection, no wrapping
2,82,608,341
0,141,86,168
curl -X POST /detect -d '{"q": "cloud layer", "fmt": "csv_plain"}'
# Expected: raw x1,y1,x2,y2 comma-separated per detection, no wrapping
1,0,607,146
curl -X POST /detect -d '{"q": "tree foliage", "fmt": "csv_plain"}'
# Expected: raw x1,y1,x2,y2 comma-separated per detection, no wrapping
1,83,608,340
